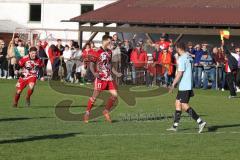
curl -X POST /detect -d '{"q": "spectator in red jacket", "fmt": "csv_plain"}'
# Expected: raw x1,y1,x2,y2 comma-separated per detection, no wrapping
130,42,147,84
158,48,173,87
48,44,61,80
82,43,96,83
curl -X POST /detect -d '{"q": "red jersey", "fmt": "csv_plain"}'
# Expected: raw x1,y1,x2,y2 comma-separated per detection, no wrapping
18,55,43,79
156,41,171,50
82,49,96,65
93,47,113,81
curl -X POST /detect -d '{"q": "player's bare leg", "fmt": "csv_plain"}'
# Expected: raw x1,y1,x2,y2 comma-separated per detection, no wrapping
13,89,23,108
102,89,118,123
83,90,100,123
25,83,35,107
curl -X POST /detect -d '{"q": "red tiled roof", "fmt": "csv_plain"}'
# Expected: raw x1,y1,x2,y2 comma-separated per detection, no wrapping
70,0,240,26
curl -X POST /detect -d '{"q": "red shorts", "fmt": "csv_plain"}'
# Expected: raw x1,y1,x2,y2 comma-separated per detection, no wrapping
16,77,37,91
94,78,117,91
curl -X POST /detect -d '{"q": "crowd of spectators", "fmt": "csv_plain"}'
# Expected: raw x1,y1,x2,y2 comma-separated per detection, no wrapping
0,33,240,97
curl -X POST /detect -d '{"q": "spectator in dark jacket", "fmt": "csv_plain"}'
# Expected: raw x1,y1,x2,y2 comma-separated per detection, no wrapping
236,48,240,92
120,39,133,84
223,41,238,98
212,47,226,91
200,52,216,89
37,40,48,79
0,39,8,78
192,44,204,88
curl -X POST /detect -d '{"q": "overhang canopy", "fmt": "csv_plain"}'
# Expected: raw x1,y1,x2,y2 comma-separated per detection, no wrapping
67,0,240,35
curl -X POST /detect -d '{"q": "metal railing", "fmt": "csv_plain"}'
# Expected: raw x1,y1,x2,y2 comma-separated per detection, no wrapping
2,56,227,90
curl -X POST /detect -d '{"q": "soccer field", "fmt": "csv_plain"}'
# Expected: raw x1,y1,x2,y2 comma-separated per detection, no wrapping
0,80,240,160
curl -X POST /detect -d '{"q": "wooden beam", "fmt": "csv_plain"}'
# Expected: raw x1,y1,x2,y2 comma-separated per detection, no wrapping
145,33,154,43
78,26,240,35
82,32,98,49
174,34,183,45
78,23,83,49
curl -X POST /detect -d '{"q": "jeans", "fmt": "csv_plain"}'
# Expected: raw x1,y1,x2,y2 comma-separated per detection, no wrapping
193,66,203,88
217,67,226,89
65,61,74,81
0,68,7,77
131,65,145,85
203,68,216,89
131,65,136,84
146,71,153,87
162,70,169,86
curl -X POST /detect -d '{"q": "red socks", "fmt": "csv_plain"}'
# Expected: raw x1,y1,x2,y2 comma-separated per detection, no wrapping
86,96,117,113
86,97,95,112
105,96,117,111
26,89,33,100
14,93,20,105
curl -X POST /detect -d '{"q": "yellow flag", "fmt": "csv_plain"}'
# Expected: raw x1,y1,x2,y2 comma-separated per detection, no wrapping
220,30,230,41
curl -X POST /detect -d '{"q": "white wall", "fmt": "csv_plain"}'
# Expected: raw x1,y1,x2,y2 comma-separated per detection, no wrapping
0,0,117,43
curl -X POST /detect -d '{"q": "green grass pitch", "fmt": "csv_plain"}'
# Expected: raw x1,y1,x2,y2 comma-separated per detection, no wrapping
0,80,240,160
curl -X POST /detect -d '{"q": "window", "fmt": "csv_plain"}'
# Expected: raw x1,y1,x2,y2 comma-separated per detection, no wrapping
81,4,94,14
29,4,41,22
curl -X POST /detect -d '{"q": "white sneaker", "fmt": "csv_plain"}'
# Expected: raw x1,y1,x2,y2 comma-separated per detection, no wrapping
221,88,225,91
70,77,74,83
75,79,79,84
198,122,207,133
166,126,177,132
2,76,6,79
236,88,240,93
7,76,13,80
228,95,237,99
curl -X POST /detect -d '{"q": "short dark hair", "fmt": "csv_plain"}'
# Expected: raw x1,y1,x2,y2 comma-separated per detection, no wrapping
29,46,38,52
73,43,80,49
65,45,69,48
102,35,111,41
57,39,62,42
175,42,186,51
14,35,19,39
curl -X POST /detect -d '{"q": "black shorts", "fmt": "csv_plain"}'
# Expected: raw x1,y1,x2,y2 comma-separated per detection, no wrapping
176,90,194,103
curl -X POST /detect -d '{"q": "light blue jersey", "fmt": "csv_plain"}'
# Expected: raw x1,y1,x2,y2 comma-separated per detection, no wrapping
178,52,193,91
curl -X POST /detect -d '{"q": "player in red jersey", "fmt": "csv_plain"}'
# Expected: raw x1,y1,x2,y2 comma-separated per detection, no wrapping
13,47,43,107
83,35,122,123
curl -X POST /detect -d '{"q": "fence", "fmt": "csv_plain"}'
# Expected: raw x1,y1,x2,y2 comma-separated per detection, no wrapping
2,56,225,90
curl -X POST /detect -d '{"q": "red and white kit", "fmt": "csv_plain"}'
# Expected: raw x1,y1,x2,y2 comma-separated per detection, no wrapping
93,47,117,91
16,55,43,91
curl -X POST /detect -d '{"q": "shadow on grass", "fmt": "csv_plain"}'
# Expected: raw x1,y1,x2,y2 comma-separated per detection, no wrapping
32,105,87,109
208,124,240,132
0,132,80,144
0,117,53,122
